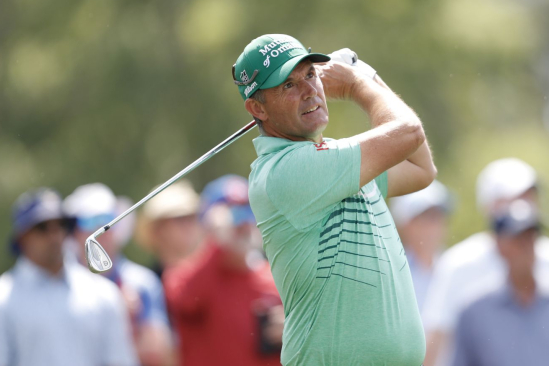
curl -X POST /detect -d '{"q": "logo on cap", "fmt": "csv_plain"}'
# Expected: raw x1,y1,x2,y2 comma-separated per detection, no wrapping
240,70,249,83
244,82,258,97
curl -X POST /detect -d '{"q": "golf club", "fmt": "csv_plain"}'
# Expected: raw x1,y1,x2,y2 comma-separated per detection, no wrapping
85,48,373,273
85,120,257,273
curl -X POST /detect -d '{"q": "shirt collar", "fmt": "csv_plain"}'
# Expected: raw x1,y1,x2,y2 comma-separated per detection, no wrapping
499,280,548,309
252,135,334,157
252,136,302,157
15,256,70,286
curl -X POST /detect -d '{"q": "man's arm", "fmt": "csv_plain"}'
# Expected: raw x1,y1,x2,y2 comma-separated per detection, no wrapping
318,63,436,194
372,75,436,197
163,249,218,321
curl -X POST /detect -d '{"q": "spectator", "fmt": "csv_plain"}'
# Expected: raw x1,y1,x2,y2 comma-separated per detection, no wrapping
163,175,283,366
390,180,453,311
64,183,173,366
452,199,549,366
137,180,203,278
422,158,549,366
0,188,137,366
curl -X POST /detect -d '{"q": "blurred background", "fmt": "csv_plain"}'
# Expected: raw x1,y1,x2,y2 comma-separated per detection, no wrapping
1,0,549,272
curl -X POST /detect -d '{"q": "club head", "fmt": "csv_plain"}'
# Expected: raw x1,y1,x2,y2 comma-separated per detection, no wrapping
85,236,112,273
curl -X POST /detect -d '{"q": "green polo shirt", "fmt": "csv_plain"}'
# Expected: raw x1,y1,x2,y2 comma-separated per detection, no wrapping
248,136,425,366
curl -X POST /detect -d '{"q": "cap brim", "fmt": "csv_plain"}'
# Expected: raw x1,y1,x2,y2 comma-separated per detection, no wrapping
14,210,67,238
261,53,331,90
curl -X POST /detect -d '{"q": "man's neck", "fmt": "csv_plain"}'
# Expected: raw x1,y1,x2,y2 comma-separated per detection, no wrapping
261,124,323,143
411,246,434,269
28,257,64,277
509,271,536,307
221,249,251,271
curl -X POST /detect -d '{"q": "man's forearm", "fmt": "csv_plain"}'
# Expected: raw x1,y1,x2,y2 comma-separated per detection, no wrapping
372,74,436,196
351,73,422,132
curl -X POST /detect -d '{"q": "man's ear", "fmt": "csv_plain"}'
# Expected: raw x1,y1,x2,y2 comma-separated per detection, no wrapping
245,98,268,122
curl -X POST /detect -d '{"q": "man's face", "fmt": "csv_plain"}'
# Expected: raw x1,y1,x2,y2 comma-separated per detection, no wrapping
203,204,261,253
260,60,329,142
400,207,448,254
497,228,537,276
153,215,203,258
19,219,67,268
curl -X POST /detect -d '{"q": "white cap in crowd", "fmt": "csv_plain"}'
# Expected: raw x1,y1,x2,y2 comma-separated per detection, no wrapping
476,158,537,215
64,183,117,219
390,180,453,226
142,180,200,221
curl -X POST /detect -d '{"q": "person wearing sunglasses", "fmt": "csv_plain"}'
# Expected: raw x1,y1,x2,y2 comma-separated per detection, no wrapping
0,188,137,366
64,183,173,366
163,175,283,366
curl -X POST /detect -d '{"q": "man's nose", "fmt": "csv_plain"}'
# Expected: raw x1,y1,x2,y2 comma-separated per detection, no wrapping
301,80,317,100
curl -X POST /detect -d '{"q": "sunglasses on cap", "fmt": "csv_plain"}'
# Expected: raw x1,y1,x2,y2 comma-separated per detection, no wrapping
77,214,116,232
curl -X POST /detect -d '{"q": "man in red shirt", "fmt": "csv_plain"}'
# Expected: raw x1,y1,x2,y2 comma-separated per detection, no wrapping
163,175,283,366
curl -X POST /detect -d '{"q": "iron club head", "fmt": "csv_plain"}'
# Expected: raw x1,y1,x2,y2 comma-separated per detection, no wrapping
85,236,113,273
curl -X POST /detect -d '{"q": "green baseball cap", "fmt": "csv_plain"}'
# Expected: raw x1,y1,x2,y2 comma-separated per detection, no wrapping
233,34,330,100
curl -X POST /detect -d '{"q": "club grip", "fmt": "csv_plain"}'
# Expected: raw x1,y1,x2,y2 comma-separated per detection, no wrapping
328,48,377,79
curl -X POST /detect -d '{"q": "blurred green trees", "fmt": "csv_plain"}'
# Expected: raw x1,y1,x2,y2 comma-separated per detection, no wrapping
1,0,548,272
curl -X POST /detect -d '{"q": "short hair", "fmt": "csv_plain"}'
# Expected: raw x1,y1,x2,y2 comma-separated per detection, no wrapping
248,89,266,128
249,89,266,104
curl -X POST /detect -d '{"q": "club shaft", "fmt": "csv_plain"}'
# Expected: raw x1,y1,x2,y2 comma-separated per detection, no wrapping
92,120,257,239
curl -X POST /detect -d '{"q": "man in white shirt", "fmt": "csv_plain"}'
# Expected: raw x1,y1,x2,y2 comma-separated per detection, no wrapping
390,180,453,312
0,188,138,366
422,158,549,366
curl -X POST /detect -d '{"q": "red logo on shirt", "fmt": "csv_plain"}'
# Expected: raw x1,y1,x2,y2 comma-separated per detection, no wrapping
314,141,329,151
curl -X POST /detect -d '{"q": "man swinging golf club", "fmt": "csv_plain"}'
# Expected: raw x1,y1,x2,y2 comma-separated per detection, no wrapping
235,34,436,365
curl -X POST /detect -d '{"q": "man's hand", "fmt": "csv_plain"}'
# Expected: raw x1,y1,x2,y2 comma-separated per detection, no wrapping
263,305,285,346
315,61,364,101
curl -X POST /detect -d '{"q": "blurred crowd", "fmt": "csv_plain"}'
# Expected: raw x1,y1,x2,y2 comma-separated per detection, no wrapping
0,175,283,366
1,157,548,366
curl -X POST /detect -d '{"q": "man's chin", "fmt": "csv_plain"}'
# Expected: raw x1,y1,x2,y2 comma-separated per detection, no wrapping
303,117,328,135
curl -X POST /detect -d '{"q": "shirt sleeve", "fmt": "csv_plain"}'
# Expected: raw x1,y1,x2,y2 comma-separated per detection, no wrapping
267,138,362,231
374,171,388,199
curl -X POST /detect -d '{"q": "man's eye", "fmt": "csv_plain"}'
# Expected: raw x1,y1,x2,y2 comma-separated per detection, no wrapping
283,82,293,89
306,72,315,79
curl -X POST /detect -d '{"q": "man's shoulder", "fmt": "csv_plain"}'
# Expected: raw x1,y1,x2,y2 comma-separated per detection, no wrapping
119,259,162,292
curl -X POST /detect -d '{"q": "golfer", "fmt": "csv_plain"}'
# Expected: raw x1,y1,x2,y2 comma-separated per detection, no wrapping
234,34,436,366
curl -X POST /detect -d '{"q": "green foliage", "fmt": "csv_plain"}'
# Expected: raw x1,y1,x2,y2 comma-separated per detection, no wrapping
1,0,548,272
